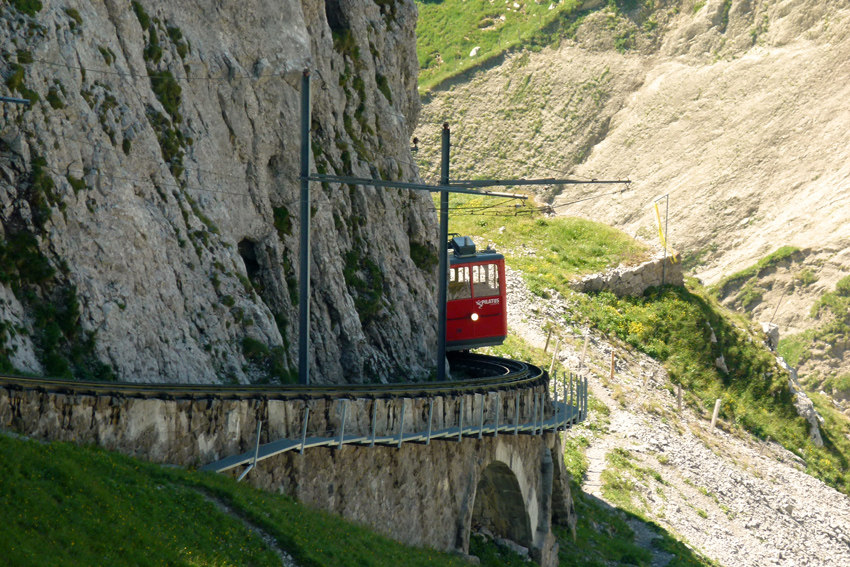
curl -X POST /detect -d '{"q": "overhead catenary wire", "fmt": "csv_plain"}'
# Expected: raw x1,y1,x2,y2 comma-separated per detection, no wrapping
547,186,631,210
3,51,436,174
0,48,298,83
5,129,431,205
5,53,620,214
53,133,255,183
448,185,631,217
55,130,435,189
414,118,613,189
41,165,442,219
45,165,274,200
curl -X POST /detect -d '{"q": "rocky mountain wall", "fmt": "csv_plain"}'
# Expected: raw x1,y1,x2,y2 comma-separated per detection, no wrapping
0,0,438,384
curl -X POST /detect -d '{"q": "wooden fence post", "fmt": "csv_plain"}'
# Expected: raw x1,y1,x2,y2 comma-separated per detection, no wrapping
549,339,561,376
579,334,589,369
710,399,722,431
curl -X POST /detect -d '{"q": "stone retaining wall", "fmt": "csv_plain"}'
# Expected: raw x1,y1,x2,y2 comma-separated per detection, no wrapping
0,380,573,566
0,383,553,467
569,250,684,297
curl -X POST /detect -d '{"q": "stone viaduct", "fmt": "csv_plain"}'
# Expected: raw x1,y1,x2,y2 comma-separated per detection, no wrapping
1,368,581,566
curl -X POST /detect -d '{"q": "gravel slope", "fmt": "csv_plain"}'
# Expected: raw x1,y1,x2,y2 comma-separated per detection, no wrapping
503,268,850,567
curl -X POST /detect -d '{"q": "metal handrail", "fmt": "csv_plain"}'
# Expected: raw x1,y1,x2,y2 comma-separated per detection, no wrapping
0,356,588,476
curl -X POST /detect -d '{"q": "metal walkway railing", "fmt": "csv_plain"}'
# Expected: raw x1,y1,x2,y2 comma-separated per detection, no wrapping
202,374,588,475
0,353,588,478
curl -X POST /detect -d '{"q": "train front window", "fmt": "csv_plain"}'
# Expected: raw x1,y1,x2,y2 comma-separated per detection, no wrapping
471,263,500,298
449,266,472,300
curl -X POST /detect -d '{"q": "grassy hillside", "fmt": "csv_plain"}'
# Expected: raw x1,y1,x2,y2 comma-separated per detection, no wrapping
443,191,649,296
572,282,850,492
3,405,706,567
415,0,659,91
449,199,850,493
779,275,850,375
416,0,577,91
1,408,711,567
0,432,481,567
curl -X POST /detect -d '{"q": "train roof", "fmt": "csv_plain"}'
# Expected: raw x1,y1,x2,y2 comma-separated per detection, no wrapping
449,249,504,265
448,235,503,265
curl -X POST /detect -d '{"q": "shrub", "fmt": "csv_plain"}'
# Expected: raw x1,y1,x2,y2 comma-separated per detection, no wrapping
46,88,64,109
273,207,293,236
131,1,150,30
11,0,42,17
409,241,437,272
343,249,386,324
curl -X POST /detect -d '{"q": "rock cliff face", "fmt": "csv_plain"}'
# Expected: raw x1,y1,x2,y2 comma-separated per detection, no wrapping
0,0,438,384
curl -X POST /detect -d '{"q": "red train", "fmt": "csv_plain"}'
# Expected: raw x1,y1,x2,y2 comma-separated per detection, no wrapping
446,236,508,351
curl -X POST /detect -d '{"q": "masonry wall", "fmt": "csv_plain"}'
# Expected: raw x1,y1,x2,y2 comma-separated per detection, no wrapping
570,250,684,297
0,380,573,565
0,382,553,466
245,432,574,566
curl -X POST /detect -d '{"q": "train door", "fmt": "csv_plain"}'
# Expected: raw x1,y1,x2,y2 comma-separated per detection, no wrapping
469,261,505,340
448,264,474,340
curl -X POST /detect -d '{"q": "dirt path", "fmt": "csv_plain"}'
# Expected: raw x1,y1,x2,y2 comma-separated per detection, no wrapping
196,490,300,567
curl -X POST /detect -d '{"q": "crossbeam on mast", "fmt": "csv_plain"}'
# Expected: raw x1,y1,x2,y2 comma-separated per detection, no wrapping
306,174,629,193
0,96,30,105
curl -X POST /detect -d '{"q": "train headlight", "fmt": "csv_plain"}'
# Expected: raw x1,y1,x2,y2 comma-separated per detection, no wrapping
471,313,479,321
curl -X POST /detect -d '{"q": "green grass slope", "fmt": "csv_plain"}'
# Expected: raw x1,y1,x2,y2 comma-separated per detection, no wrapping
570,281,850,492
442,191,650,296
416,0,581,91
0,432,480,567
448,198,850,493
415,0,661,91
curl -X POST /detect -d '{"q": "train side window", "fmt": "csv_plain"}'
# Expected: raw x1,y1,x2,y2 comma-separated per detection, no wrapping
471,264,500,298
449,266,472,300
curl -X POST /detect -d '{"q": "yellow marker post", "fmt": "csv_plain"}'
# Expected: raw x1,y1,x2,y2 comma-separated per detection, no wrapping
653,202,677,262
654,195,674,287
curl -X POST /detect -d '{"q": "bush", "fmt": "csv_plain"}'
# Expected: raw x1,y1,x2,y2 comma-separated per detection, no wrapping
409,241,437,271
273,207,293,237
11,0,42,17
150,70,182,122
343,249,386,324
131,1,150,30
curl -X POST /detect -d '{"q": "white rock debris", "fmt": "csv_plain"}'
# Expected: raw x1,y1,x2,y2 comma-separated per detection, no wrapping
778,356,824,448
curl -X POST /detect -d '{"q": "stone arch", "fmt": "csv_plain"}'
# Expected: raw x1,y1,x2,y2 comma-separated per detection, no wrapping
471,460,533,548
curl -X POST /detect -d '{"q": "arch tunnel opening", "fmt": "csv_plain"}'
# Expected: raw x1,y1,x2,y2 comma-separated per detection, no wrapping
471,460,532,549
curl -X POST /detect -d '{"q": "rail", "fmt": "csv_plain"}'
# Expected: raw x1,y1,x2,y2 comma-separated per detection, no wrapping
0,354,538,401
